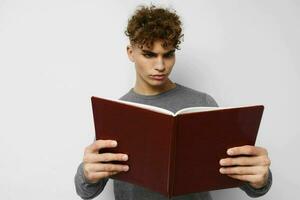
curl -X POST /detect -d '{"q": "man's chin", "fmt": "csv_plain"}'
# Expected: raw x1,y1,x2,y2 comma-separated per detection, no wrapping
148,79,168,87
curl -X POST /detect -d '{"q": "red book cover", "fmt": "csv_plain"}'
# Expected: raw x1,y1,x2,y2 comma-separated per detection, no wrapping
91,96,264,198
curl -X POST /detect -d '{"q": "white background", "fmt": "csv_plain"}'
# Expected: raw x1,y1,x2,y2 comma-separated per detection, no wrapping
0,0,299,199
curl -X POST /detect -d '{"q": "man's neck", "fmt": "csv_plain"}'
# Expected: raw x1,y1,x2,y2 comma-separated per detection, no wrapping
133,79,176,96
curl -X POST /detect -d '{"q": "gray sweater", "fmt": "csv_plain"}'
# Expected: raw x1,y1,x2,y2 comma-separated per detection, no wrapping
75,83,272,200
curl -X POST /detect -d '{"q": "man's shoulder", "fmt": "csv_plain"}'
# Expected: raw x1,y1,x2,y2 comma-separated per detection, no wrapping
118,88,134,101
177,83,209,97
176,83,219,107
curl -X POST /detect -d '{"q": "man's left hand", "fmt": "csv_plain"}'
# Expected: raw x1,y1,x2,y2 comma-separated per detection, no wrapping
219,145,271,189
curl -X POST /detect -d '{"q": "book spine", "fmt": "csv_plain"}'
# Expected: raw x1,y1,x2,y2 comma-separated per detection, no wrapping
167,116,178,197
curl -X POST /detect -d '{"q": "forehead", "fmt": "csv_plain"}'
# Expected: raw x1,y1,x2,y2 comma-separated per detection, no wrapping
136,40,175,53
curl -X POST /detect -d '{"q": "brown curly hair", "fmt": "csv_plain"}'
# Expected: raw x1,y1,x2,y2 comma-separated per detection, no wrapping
125,4,184,50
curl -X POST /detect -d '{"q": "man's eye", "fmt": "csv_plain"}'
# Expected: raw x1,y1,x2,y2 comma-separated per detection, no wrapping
143,54,154,58
164,53,174,58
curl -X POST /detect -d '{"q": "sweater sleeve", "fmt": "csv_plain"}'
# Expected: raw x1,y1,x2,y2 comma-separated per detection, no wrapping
74,162,109,199
205,93,219,107
239,168,273,198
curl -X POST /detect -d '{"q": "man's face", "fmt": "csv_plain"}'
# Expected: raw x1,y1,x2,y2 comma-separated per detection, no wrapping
127,40,176,90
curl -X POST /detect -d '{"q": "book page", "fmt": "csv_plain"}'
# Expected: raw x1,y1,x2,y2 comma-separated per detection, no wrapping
174,107,223,116
110,98,174,115
175,105,262,116
96,97,261,117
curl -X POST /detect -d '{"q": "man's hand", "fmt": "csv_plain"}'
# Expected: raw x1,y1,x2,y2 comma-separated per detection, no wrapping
83,140,129,184
219,145,271,189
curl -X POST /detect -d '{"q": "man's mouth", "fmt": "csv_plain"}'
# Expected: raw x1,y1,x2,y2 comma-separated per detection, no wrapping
150,75,166,80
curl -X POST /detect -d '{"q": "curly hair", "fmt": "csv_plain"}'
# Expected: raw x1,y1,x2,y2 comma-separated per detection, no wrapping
124,4,184,50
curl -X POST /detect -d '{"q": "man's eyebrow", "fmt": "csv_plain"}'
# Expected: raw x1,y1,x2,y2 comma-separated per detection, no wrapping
141,49,175,55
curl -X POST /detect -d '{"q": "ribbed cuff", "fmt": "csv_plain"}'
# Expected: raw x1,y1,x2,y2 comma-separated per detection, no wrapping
74,162,109,199
240,168,273,198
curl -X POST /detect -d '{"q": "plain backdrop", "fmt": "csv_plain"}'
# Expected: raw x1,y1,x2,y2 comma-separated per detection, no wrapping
0,0,299,199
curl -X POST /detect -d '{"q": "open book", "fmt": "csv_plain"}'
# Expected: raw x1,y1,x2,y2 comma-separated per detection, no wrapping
91,96,264,198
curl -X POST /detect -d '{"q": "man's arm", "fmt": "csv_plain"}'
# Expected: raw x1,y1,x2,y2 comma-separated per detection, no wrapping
74,140,129,199
74,162,109,200
239,168,272,197
219,145,272,198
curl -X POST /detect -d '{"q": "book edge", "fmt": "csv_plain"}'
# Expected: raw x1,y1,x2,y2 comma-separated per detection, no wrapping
92,96,175,116
174,104,264,116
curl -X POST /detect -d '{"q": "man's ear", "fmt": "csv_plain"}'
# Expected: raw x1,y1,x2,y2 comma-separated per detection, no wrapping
127,45,135,62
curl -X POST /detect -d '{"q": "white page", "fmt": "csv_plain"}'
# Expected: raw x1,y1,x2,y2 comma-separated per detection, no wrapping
110,98,174,115
175,104,262,116
174,107,224,115
100,96,261,117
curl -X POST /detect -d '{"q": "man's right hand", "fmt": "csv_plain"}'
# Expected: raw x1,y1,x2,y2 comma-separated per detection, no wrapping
83,140,129,184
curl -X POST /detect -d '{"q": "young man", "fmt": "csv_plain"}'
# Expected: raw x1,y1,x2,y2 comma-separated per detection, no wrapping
75,5,272,200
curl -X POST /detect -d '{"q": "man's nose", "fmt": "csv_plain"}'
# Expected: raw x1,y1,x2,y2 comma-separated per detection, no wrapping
154,57,165,71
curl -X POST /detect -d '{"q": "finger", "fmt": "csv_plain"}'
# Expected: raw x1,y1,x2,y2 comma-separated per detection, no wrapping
219,166,265,175
220,155,271,167
96,171,121,179
99,153,129,162
86,171,120,182
85,140,118,154
84,153,128,163
226,174,263,184
227,145,268,156
85,163,129,172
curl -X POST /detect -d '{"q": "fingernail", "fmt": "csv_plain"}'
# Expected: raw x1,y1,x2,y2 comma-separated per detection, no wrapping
220,159,225,165
123,155,128,160
227,149,233,155
123,166,129,171
112,141,117,147
219,168,225,173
